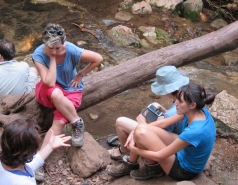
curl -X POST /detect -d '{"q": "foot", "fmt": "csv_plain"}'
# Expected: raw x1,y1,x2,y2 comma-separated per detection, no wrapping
71,118,85,147
108,146,129,161
130,162,165,180
107,155,139,177
35,166,45,181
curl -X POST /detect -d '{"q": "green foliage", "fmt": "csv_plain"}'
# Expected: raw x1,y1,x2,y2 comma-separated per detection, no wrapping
184,10,199,22
155,28,173,44
130,42,141,48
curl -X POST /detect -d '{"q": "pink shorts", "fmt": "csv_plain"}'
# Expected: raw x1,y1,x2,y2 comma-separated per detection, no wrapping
35,82,83,123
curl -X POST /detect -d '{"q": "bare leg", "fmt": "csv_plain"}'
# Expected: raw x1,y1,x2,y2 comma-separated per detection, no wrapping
109,117,138,156
51,88,79,123
40,120,66,149
133,124,178,174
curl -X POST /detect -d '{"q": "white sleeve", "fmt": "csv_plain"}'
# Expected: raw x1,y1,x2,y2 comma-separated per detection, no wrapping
26,153,44,172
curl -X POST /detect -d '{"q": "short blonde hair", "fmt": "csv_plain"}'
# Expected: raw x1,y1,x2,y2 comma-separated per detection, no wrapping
42,23,66,47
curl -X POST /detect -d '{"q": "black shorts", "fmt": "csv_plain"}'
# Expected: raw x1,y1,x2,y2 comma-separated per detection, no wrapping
168,156,198,181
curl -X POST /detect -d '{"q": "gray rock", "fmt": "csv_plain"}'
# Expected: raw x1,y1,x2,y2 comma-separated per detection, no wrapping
210,19,228,29
115,11,132,21
145,0,183,10
209,90,238,131
119,0,134,10
182,0,203,12
107,25,140,46
68,132,111,178
222,55,238,66
131,1,152,14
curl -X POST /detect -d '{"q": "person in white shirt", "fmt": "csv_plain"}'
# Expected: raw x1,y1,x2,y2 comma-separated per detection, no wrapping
0,39,38,97
0,119,71,185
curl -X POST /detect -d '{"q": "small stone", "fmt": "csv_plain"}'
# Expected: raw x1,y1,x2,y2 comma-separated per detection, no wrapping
89,113,99,120
58,160,63,165
62,169,68,175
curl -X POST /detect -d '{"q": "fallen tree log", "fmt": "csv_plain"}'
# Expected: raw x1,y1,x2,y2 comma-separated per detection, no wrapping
0,21,238,129
80,21,238,110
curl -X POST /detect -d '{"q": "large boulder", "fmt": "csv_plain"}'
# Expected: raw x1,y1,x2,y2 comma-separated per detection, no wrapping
68,132,111,178
145,0,183,10
209,90,238,135
107,25,140,46
131,1,152,14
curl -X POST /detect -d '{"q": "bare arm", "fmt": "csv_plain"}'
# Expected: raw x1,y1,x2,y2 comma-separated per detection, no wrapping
34,58,57,87
70,49,103,88
130,138,189,162
150,114,184,128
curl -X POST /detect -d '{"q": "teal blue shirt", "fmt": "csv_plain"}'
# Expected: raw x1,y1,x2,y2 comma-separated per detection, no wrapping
177,108,216,173
33,41,84,92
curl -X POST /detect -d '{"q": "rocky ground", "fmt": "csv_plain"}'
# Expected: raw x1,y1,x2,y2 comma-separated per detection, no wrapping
0,0,238,184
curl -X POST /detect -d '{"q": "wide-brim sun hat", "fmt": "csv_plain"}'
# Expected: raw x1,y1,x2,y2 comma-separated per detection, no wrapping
151,66,189,95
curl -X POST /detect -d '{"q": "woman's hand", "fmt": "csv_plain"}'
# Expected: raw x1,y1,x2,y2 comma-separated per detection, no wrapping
69,72,83,89
151,102,166,113
127,135,135,151
124,131,134,148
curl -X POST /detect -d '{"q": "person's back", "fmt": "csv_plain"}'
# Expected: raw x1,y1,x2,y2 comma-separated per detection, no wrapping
0,39,38,97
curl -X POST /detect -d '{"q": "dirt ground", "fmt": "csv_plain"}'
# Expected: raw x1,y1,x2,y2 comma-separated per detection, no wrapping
37,82,238,185
0,0,237,184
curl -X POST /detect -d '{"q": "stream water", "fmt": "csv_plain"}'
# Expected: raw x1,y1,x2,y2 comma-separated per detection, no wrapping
1,1,238,184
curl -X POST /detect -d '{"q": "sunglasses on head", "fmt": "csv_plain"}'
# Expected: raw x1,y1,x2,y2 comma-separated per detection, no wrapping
44,30,64,36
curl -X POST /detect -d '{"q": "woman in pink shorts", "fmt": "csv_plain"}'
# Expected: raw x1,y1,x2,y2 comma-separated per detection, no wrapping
32,23,103,151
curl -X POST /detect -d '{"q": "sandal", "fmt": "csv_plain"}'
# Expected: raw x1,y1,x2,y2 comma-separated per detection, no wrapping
107,135,120,146
109,145,125,161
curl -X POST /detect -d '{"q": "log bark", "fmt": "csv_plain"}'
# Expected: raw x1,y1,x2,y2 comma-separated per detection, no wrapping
0,21,238,128
80,21,238,110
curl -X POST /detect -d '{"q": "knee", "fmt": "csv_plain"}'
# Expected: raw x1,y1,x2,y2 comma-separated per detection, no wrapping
134,124,149,141
51,88,64,101
115,117,127,129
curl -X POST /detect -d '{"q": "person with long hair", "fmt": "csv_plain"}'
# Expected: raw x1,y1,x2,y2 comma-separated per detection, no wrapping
107,84,216,181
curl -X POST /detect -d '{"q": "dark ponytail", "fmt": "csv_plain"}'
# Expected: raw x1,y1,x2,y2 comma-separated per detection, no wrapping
177,84,215,110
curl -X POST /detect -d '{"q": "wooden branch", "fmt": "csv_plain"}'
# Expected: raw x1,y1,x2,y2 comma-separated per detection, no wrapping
72,23,98,39
78,21,238,111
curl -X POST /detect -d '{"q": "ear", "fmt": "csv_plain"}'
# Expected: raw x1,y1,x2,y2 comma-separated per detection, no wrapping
189,102,197,110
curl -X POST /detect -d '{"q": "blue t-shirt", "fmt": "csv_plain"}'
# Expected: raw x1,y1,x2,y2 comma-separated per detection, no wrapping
32,41,84,92
164,103,186,135
177,108,216,174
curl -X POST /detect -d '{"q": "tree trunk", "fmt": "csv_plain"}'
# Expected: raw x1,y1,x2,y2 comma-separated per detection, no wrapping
0,21,238,128
80,21,238,110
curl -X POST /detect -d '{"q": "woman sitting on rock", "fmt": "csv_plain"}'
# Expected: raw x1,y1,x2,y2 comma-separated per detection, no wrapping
107,83,216,181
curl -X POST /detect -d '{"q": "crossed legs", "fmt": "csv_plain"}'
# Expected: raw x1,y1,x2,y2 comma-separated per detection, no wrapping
131,124,178,174
109,117,139,156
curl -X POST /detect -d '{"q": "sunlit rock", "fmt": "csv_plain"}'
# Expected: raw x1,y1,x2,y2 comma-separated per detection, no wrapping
145,0,183,10
131,1,152,14
209,90,238,131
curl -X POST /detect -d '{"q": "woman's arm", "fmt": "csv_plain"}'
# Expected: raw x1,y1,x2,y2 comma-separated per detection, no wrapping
130,138,189,162
34,59,57,87
70,49,103,88
150,114,184,128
